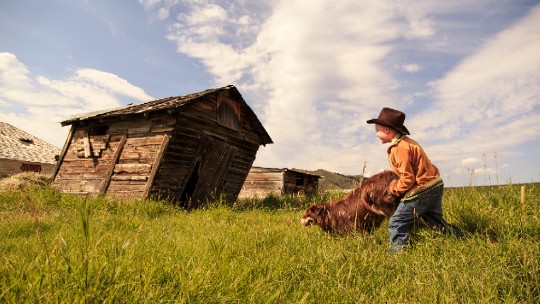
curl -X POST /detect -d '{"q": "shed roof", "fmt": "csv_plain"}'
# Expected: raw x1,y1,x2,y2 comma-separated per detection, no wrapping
250,167,322,178
61,85,273,145
0,122,61,164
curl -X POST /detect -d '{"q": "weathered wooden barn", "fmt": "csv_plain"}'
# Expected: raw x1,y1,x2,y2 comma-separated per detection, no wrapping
238,167,321,198
52,85,272,208
0,122,60,178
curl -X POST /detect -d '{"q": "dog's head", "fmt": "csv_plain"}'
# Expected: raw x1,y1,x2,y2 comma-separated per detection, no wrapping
300,204,326,227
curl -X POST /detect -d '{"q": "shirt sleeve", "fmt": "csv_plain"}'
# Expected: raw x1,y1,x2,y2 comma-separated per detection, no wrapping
390,146,416,196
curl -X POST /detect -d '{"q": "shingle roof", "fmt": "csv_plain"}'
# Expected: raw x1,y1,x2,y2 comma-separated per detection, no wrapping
60,88,214,125
61,85,273,145
0,122,61,164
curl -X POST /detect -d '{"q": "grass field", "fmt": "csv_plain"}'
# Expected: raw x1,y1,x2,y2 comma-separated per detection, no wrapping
0,180,538,303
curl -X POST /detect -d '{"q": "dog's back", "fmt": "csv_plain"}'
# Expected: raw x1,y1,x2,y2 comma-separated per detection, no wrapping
301,171,398,234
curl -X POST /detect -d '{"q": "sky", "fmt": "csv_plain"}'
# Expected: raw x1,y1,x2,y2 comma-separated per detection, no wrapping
1,0,539,187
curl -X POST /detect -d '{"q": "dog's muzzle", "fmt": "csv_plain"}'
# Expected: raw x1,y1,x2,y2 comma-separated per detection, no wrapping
300,217,314,226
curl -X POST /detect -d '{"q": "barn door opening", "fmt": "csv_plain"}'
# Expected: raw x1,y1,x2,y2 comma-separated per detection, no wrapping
179,161,199,208
178,134,237,209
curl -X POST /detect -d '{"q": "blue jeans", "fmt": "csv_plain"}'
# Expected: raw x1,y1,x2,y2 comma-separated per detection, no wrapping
388,184,464,253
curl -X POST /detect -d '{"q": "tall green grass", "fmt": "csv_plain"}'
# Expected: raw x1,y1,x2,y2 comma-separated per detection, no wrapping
0,183,538,303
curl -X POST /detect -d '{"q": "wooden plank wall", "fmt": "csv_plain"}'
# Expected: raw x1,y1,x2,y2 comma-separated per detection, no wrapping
55,91,264,204
151,93,261,203
53,128,117,195
304,176,319,192
239,171,319,198
212,92,262,200
0,159,56,179
283,172,299,193
237,170,284,198
149,114,201,200
53,114,176,197
106,134,166,199
284,172,319,193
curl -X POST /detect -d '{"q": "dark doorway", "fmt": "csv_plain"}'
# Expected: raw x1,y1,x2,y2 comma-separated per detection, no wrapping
179,161,199,209
178,134,237,209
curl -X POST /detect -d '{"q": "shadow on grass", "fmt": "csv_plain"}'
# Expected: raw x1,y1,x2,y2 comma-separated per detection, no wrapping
455,212,500,242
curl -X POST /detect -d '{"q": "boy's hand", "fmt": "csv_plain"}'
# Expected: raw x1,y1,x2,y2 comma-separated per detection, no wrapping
383,193,400,204
383,181,400,204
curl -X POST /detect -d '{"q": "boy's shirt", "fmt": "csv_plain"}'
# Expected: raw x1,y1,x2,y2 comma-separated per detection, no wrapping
387,135,442,199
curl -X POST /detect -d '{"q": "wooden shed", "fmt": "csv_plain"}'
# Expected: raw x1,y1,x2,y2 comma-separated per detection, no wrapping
0,122,60,178
238,167,321,198
52,85,272,208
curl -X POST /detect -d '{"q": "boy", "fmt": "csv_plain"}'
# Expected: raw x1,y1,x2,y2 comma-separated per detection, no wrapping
367,107,464,253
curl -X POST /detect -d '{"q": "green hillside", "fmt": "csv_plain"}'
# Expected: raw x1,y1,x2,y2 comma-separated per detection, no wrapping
293,168,362,190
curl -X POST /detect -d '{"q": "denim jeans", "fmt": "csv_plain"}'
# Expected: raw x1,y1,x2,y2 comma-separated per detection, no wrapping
388,184,464,253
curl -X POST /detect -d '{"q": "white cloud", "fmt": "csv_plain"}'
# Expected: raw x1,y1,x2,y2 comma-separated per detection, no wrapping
156,7,170,20
144,1,540,185
72,69,153,101
0,53,154,147
185,4,228,25
0,53,33,90
461,157,479,165
1,0,536,189
410,5,540,144
163,0,405,171
399,64,423,73
139,0,184,22
408,16,436,38
138,0,162,11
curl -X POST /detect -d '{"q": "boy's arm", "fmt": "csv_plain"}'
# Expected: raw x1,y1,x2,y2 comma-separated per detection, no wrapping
389,146,416,196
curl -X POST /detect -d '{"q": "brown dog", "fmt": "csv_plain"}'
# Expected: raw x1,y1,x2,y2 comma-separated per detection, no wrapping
300,171,399,234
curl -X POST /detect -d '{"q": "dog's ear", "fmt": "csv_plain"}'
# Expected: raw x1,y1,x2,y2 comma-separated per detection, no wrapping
360,184,373,205
312,204,326,215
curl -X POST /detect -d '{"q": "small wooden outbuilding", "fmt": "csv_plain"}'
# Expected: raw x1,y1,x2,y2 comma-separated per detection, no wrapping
238,167,321,198
52,85,272,208
0,122,60,178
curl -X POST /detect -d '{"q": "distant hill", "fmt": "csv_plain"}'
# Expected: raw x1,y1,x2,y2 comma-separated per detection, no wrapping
292,168,362,191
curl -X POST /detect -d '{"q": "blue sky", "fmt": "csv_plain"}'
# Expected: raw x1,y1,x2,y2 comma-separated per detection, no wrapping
1,0,539,186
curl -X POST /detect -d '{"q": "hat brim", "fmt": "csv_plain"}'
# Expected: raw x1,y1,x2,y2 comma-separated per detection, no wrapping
366,119,410,135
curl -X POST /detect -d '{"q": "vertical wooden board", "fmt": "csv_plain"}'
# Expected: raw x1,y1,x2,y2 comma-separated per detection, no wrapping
100,134,127,194
82,130,92,158
144,134,170,197
217,94,241,131
52,125,75,181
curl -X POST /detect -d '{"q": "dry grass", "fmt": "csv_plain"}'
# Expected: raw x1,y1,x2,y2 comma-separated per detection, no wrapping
0,172,52,192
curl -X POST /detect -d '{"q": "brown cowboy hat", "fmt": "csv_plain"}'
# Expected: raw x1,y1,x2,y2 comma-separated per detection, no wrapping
366,107,410,135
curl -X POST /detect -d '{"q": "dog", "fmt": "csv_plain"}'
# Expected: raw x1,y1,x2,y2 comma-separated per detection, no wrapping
300,171,400,234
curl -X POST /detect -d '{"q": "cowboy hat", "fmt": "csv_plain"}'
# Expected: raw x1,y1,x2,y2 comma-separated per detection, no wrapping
366,107,410,135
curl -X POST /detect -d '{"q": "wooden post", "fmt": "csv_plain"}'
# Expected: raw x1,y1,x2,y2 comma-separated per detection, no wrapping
521,185,526,208
100,134,127,194
143,134,170,198
51,125,75,181
83,130,92,158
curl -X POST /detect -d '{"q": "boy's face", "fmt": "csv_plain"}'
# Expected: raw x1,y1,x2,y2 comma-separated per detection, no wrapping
375,124,395,144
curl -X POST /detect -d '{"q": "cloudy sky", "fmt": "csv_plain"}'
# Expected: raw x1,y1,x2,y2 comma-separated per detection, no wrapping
1,0,539,186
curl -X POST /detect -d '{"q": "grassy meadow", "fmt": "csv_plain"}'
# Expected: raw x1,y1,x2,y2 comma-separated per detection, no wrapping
0,177,538,303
